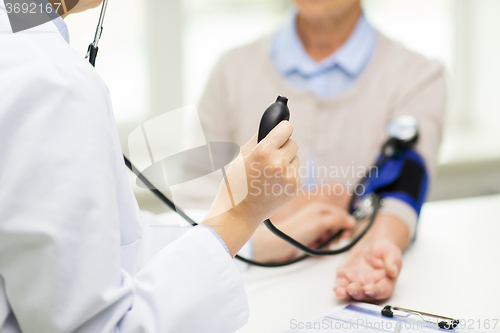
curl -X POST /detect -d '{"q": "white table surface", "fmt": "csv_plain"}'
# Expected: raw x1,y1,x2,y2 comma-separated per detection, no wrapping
236,195,500,333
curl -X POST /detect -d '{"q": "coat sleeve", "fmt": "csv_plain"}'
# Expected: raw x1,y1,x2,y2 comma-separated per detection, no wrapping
137,211,254,273
0,46,248,333
119,226,249,333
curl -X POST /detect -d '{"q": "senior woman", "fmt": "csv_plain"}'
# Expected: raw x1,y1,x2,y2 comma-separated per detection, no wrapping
181,0,446,302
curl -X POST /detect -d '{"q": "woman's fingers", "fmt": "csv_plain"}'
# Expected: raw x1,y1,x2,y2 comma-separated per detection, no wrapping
346,282,365,300
316,204,356,231
363,278,395,300
333,277,351,300
319,214,354,234
333,210,356,229
370,241,402,279
383,251,402,279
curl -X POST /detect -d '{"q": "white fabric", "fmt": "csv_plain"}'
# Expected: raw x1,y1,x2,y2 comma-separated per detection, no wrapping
0,6,249,333
144,210,253,271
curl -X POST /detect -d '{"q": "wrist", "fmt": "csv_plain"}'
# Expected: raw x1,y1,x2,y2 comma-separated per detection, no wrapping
353,214,409,251
202,203,263,258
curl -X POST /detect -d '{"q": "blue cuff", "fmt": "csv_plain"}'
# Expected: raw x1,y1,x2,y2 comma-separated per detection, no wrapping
199,225,230,255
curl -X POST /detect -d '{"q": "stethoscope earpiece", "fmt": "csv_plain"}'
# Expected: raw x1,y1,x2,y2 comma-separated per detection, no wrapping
85,0,109,67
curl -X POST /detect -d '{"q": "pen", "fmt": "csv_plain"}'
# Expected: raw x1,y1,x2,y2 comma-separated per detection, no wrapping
394,322,402,333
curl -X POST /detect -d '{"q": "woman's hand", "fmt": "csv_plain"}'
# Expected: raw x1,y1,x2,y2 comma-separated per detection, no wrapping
271,183,351,222
203,121,300,257
333,239,402,301
253,201,355,262
333,214,408,301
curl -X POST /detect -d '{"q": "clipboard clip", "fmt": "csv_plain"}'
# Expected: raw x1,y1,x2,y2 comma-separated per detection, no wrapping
381,305,460,330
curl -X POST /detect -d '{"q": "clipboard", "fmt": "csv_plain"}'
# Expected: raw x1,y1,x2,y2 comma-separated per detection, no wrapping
273,302,470,333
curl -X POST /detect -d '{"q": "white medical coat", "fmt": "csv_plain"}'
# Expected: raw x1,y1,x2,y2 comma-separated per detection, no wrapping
0,6,249,333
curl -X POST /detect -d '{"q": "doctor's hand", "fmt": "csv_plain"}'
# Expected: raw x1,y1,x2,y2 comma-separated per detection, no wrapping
203,121,300,257
252,201,355,262
238,121,300,220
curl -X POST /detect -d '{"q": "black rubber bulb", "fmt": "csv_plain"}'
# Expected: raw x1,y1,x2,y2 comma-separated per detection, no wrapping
258,96,290,143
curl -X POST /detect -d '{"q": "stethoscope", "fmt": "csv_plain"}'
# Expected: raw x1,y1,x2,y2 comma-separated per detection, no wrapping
84,2,419,267
84,0,108,65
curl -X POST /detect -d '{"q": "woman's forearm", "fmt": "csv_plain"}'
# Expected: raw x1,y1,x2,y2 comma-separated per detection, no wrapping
355,214,410,251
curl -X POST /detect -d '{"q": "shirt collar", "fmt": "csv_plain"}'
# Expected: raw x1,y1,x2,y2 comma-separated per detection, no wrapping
271,8,376,78
52,16,70,44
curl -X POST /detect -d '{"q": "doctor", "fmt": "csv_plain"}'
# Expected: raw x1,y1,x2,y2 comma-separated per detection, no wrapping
0,1,299,332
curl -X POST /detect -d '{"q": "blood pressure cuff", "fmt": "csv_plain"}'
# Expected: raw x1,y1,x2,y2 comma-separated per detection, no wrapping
362,150,429,216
